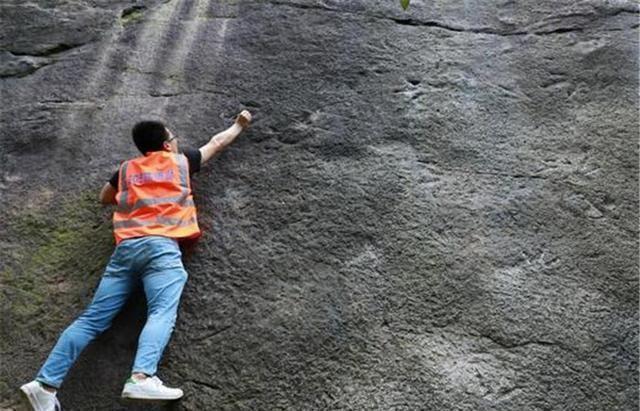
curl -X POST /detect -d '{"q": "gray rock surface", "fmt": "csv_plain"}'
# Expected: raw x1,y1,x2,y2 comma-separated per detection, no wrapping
0,0,638,410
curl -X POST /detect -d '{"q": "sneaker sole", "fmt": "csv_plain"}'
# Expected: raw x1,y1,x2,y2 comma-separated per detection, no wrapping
121,395,183,402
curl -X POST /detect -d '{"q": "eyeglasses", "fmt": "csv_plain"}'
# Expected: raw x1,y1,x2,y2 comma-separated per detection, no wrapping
166,136,177,143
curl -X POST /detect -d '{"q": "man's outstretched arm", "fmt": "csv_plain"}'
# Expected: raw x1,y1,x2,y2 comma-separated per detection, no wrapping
199,110,252,165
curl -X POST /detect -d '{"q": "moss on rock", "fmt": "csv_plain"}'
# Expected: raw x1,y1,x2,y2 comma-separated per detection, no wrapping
0,191,114,339
120,5,145,26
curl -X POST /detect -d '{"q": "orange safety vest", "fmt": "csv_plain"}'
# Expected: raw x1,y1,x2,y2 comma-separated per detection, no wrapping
113,151,201,245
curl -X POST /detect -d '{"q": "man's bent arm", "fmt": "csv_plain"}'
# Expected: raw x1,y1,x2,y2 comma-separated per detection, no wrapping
199,110,252,165
99,182,117,205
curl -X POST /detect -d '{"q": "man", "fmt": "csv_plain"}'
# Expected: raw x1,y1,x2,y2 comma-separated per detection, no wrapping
20,110,252,410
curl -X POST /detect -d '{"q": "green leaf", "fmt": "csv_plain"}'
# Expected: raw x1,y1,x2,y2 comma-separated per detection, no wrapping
400,0,410,10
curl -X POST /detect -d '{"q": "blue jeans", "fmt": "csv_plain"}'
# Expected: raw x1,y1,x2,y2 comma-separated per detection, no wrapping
36,236,188,388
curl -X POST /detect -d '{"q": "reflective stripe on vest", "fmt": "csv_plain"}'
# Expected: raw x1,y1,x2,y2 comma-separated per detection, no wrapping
116,195,195,214
119,160,130,209
113,215,198,230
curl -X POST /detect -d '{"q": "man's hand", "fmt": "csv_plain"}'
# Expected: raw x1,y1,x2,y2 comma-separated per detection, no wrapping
235,110,252,129
199,110,253,165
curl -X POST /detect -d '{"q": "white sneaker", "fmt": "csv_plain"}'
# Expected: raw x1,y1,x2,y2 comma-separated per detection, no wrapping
19,381,61,411
121,376,183,400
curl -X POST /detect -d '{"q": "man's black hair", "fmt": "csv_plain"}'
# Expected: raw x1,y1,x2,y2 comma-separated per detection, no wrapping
132,120,169,153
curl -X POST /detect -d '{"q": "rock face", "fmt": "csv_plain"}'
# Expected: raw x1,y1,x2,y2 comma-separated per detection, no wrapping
0,0,638,410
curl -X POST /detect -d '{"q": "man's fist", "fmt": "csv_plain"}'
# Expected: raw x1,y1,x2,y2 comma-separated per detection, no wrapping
235,110,252,129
